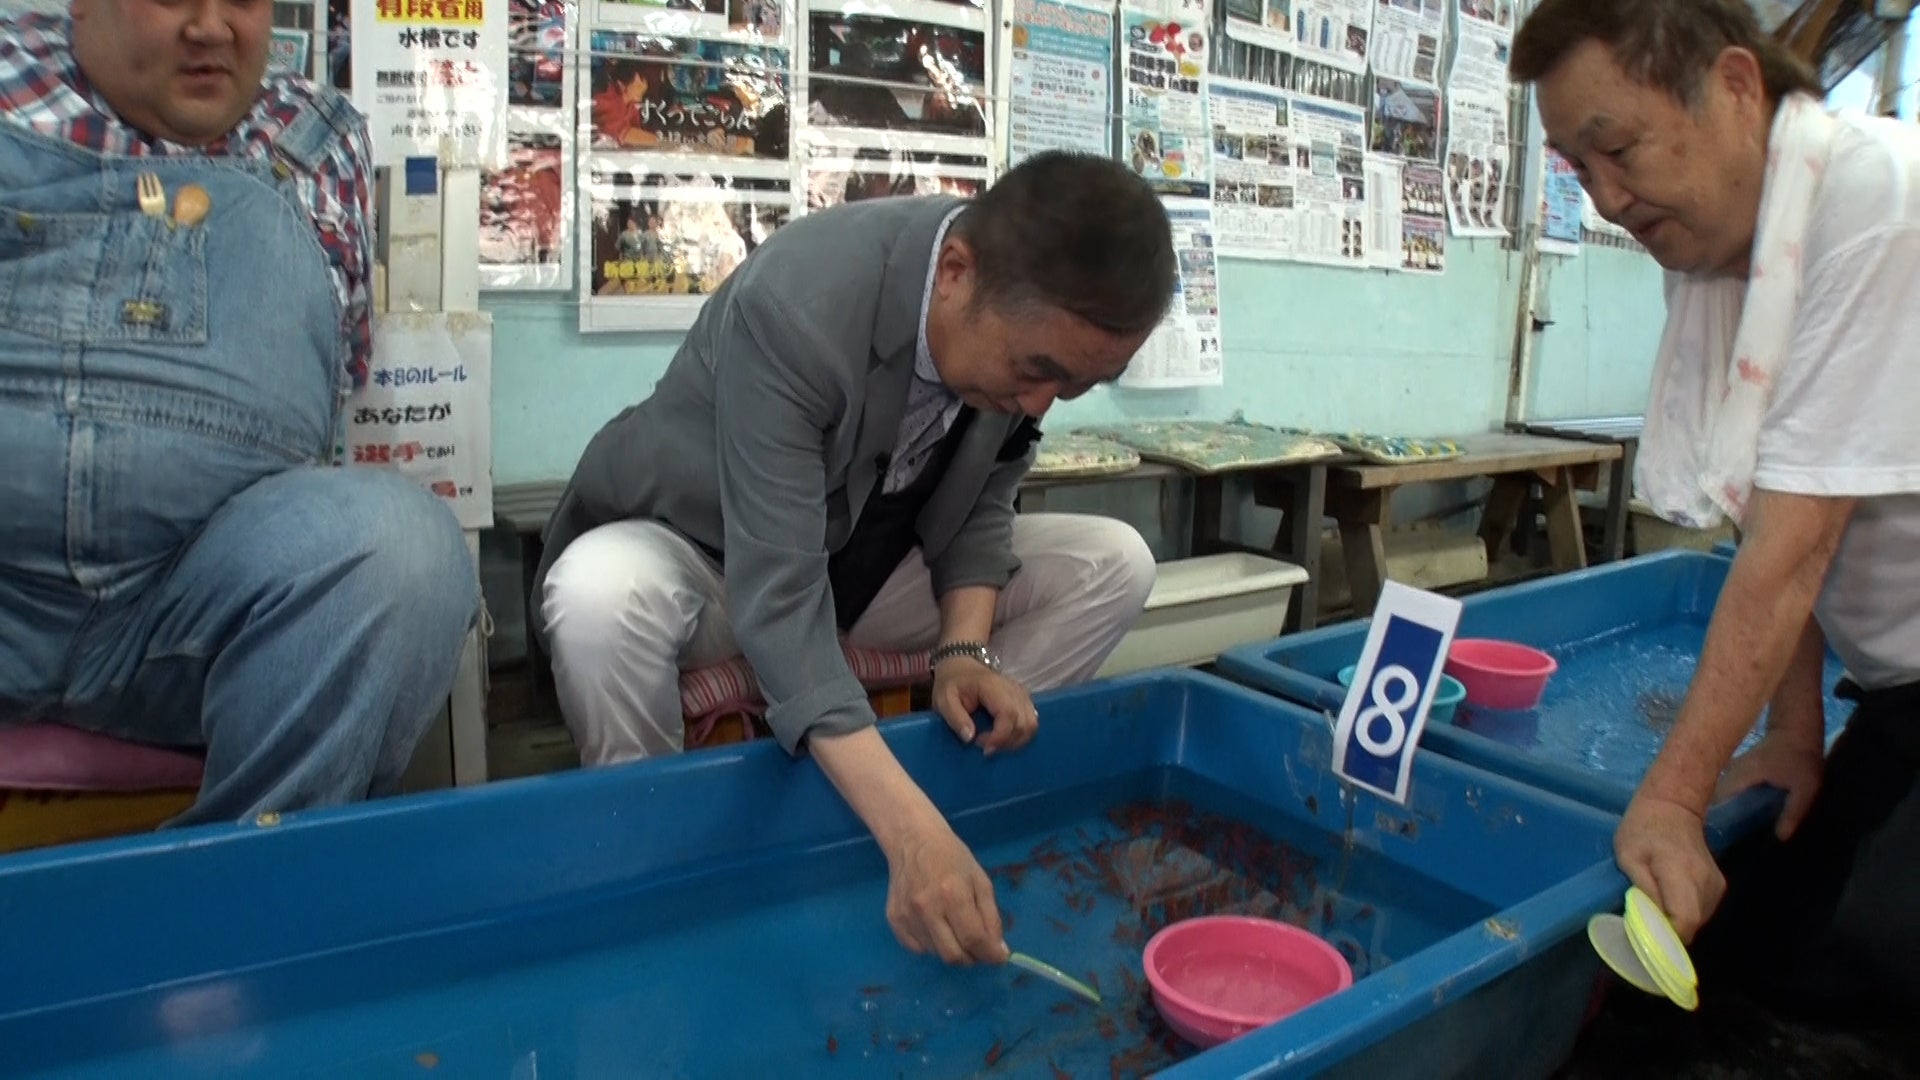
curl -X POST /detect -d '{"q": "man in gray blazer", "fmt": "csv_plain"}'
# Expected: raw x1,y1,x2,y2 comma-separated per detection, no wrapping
537,151,1174,967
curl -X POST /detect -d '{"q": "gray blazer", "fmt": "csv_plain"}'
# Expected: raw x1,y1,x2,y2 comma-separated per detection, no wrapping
536,195,1041,753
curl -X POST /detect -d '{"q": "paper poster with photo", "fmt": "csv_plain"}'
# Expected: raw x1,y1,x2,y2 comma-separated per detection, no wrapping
596,0,787,42
508,0,573,110
1208,78,1294,260
1370,76,1440,164
270,28,313,76
1400,163,1446,273
578,170,794,332
1119,197,1223,389
480,120,574,289
346,312,495,531
1539,146,1582,256
1223,0,1371,74
350,0,510,168
1441,101,1507,238
802,10,991,151
589,30,791,157
1280,92,1368,268
803,147,988,212
1006,0,1114,164
1368,0,1442,84
1456,0,1516,34
1121,2,1211,199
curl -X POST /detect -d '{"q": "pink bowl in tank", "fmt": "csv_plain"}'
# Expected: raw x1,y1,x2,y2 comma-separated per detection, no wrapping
1143,915,1355,1049
1445,638,1559,711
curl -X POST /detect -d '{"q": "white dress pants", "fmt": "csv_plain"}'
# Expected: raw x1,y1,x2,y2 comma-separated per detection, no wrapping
540,513,1156,766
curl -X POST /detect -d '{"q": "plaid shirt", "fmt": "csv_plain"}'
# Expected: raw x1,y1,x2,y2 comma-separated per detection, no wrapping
0,14,374,389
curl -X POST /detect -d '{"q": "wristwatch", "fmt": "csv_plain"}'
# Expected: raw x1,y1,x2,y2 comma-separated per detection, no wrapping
930,640,1000,672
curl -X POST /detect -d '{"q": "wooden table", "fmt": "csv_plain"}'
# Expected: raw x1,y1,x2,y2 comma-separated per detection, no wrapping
1511,415,1644,563
1325,432,1623,616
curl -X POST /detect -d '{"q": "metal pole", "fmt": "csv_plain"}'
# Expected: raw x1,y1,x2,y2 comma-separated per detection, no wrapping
1873,13,1910,117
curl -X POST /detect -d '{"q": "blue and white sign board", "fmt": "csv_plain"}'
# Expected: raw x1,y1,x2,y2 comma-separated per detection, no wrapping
1333,580,1463,804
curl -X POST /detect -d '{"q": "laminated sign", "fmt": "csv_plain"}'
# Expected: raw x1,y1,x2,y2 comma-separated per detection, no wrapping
1332,580,1461,804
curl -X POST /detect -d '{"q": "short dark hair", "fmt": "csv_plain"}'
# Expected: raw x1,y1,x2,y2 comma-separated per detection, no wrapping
954,151,1175,337
1510,0,1821,106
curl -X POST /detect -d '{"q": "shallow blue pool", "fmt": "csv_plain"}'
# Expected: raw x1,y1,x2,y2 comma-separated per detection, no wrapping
1,671,1621,1080
1216,549,1853,835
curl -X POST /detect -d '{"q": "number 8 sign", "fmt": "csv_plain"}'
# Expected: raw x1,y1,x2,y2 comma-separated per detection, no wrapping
1333,580,1463,804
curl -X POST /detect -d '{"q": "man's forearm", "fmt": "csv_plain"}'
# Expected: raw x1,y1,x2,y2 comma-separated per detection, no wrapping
1765,617,1829,748
810,726,945,860
937,585,999,647
1641,492,1850,815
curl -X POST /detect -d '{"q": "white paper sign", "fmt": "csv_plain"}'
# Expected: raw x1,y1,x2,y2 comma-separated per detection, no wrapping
351,0,510,168
1332,580,1462,804
344,312,495,530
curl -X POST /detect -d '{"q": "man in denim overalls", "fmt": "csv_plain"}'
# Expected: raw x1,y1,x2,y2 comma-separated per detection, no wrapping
0,2,480,824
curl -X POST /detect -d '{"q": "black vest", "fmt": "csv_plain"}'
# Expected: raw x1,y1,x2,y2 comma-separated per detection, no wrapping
828,407,978,630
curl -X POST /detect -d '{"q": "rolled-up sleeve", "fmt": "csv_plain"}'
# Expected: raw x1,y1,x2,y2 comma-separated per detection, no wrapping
711,289,875,753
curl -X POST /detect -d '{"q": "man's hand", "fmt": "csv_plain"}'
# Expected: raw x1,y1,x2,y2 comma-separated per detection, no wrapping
933,657,1038,755
885,817,1011,966
806,726,1010,967
1717,730,1826,840
1615,794,1724,942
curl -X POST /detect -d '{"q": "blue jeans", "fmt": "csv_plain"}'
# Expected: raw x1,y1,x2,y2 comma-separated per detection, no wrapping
0,94,478,826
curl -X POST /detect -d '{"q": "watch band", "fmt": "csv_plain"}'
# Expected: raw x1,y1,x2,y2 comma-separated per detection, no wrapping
930,641,991,667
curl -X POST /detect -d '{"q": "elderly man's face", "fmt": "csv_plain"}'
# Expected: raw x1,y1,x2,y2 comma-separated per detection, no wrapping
71,0,273,146
1535,39,1770,276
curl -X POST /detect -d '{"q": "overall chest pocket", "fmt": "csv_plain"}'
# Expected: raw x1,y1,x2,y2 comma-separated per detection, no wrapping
0,206,211,346
87,211,211,345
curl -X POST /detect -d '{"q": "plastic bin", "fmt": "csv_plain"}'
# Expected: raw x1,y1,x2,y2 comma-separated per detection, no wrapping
1215,550,1852,841
1,670,1623,1080
1097,552,1309,677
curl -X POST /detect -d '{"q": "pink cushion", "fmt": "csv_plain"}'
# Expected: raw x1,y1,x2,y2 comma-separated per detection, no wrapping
0,724,205,793
678,644,930,746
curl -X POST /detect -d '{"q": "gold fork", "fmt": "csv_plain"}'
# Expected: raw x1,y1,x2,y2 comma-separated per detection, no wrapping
135,172,166,218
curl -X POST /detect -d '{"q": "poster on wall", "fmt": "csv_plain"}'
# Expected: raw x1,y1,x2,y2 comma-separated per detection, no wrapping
480,127,573,288
486,0,577,291
1538,146,1582,256
802,147,988,210
1398,159,1447,273
345,312,495,530
350,0,511,168
1005,0,1114,164
270,28,312,75
596,0,784,38
579,170,794,332
1120,0,1212,199
1209,79,1368,269
1367,0,1442,84
1119,198,1223,388
1362,153,1405,269
587,30,792,156
801,5,992,162
1441,0,1512,238
1369,75,1440,164
1223,0,1371,74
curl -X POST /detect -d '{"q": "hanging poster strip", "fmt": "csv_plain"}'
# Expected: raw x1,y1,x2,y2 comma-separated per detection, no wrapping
1006,0,1116,164
484,0,578,291
1440,0,1512,238
1118,196,1224,388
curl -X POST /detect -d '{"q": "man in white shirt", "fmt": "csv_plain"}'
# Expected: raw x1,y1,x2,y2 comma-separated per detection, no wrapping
1512,0,1919,1020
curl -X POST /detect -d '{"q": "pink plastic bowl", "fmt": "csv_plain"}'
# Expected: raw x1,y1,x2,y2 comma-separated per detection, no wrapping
1143,915,1354,1049
1445,638,1559,711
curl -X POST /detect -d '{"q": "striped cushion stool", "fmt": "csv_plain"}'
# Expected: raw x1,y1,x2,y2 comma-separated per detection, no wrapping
679,644,931,750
